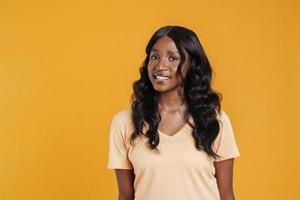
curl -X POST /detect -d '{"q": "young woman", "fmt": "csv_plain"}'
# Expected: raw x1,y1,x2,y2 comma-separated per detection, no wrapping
107,25,240,200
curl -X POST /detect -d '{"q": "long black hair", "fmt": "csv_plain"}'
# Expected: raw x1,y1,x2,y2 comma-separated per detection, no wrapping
130,25,223,158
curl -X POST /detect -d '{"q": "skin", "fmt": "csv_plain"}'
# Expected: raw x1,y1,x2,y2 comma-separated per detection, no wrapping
147,36,190,134
214,158,236,200
115,169,135,200
115,36,236,200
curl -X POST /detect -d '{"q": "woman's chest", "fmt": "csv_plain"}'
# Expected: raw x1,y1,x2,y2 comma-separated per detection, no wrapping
128,136,215,176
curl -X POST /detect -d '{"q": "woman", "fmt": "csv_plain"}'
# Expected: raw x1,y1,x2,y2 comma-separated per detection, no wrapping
107,25,240,200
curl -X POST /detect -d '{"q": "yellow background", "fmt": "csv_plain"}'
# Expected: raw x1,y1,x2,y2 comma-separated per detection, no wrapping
0,0,299,199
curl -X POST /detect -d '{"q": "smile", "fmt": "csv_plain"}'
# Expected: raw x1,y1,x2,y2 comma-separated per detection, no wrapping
153,75,171,80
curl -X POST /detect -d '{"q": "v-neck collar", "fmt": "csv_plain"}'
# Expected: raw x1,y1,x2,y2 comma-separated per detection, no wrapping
158,123,189,139
158,115,195,140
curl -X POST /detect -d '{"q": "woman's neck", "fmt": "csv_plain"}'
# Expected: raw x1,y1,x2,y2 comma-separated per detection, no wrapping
158,90,186,112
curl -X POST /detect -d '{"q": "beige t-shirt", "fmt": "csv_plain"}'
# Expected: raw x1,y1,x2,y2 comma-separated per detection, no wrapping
107,108,240,200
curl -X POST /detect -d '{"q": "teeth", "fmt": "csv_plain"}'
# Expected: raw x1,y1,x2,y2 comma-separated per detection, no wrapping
156,75,169,80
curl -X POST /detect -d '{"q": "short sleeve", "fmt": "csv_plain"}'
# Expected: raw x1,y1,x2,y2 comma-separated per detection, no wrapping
214,110,240,162
107,115,133,169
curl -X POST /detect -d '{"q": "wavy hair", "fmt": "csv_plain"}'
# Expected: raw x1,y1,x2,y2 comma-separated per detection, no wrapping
130,25,223,158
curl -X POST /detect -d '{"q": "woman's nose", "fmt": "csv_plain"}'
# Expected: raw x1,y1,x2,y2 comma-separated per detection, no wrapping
155,58,168,71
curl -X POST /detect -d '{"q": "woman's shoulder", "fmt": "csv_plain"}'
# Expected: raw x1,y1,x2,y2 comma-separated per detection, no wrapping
216,108,231,128
112,107,132,121
111,107,134,129
108,108,137,151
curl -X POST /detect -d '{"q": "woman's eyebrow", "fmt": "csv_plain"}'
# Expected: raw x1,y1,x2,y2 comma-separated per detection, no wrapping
151,48,179,54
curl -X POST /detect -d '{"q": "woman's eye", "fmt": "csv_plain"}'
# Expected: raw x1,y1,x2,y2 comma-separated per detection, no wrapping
150,55,158,60
150,55,178,61
169,57,178,61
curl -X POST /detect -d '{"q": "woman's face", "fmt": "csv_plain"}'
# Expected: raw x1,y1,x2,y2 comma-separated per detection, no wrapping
147,36,190,93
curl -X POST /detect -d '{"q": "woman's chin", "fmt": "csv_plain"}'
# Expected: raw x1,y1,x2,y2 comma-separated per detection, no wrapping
153,85,178,94
153,85,168,92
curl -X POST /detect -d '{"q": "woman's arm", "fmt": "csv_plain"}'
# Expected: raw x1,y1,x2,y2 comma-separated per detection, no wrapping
214,158,236,200
115,169,135,200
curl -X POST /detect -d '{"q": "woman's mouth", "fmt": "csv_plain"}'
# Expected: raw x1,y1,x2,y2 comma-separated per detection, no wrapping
153,75,171,80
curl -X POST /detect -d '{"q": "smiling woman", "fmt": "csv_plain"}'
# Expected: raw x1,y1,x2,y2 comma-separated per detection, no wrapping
107,25,240,200
147,36,190,94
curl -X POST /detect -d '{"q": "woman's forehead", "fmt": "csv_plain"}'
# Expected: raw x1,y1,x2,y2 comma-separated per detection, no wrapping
151,36,178,51
150,36,189,57
150,48,179,55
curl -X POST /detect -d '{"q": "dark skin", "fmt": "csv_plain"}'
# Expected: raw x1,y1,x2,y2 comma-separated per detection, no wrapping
115,36,236,200
115,169,135,200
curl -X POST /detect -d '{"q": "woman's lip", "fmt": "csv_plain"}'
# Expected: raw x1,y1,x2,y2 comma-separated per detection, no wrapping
153,75,171,81
153,75,171,78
